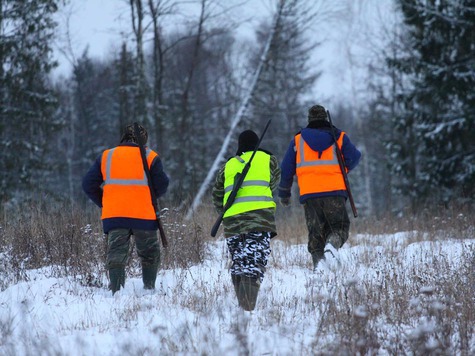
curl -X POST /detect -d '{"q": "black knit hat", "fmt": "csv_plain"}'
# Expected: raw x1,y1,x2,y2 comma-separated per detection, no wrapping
236,130,258,155
308,105,328,122
120,123,148,144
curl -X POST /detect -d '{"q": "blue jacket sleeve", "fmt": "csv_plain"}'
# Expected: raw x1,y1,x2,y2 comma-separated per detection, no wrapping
150,157,169,198
82,155,104,207
278,139,297,198
341,134,361,171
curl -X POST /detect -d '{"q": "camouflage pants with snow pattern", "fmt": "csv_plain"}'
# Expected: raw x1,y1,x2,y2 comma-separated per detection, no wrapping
226,232,272,282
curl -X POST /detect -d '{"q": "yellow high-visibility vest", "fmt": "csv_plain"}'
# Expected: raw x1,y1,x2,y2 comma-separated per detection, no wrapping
223,150,275,218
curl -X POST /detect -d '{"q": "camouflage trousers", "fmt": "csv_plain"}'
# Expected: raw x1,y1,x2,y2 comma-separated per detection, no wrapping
226,232,272,283
106,228,160,270
303,196,350,258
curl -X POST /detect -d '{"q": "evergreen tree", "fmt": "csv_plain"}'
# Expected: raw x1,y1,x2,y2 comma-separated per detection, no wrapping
53,48,133,201
71,51,118,186
362,12,414,215
0,0,61,204
389,0,475,207
116,43,136,136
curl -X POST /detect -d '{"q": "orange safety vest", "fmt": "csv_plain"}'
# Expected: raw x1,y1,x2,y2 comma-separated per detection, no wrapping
295,131,346,196
100,146,157,221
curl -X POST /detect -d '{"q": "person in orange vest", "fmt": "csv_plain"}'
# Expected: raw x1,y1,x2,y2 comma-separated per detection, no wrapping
82,124,169,294
278,105,361,271
212,130,280,311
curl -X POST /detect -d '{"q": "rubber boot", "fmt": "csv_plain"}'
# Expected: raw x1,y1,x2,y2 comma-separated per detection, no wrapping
142,266,158,290
324,233,342,268
327,233,341,249
231,274,241,300
311,252,324,271
238,277,260,311
109,268,125,295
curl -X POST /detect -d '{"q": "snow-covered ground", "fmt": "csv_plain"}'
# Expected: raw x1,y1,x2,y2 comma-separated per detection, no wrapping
1,231,474,355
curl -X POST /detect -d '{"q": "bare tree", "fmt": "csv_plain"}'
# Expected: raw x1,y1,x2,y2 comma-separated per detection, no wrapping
185,0,286,220
129,0,149,123
148,0,176,152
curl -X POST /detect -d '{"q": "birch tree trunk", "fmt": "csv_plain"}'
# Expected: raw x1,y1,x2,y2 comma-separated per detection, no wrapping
185,2,285,220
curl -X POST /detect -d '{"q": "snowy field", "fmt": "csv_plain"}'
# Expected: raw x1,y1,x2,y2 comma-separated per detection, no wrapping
1,231,474,355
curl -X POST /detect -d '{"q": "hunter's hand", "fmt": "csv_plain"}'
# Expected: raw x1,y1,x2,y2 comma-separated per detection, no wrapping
280,197,291,207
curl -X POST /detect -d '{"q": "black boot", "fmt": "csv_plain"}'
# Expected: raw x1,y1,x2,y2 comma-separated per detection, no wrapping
231,274,241,300
109,268,125,295
238,277,260,311
142,266,158,290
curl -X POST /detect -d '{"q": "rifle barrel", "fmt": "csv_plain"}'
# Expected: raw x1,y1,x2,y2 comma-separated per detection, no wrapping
134,122,169,246
326,112,358,218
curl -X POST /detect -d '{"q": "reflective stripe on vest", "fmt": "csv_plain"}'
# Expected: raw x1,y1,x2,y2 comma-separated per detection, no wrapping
100,146,158,221
295,132,346,196
296,137,339,168
103,147,154,186
223,151,276,218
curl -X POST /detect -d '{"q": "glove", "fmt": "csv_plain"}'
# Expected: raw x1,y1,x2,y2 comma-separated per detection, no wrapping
280,197,291,207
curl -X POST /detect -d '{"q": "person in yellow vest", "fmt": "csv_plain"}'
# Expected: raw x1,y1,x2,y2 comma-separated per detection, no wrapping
279,105,361,271
212,129,280,311
82,124,169,294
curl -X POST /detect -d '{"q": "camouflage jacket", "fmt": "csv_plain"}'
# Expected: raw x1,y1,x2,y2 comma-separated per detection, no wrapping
212,151,280,238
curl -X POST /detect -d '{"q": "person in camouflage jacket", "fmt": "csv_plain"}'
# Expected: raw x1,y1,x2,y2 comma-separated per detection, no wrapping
212,129,280,311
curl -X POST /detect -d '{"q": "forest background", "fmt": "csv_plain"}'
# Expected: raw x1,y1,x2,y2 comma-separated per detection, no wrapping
1,0,474,217
1,2,474,353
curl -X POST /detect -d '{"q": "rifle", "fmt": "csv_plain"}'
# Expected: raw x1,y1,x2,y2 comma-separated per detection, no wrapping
133,122,169,247
210,119,272,237
326,111,358,218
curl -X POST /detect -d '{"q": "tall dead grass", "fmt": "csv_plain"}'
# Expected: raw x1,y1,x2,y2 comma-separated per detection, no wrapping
0,199,474,354
0,199,205,291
